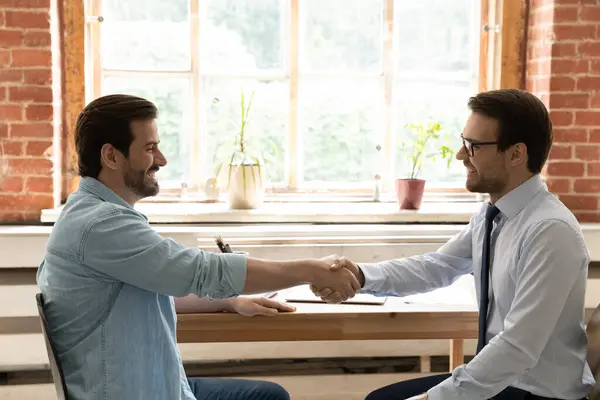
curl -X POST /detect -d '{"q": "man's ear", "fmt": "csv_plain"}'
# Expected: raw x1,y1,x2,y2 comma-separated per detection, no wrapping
510,143,527,167
100,144,120,171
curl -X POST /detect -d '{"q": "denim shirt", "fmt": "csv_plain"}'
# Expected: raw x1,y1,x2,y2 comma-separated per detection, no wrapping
36,177,248,400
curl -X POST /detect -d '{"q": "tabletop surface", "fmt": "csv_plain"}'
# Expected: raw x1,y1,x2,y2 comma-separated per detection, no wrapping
176,283,479,343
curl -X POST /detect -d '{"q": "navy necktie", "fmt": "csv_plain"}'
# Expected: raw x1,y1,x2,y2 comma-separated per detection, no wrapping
477,203,500,354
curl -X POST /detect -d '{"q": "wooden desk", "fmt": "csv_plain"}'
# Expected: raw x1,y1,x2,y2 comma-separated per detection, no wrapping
177,295,478,371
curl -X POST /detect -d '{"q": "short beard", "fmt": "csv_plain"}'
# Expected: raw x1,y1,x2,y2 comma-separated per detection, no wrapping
466,175,506,195
123,167,159,199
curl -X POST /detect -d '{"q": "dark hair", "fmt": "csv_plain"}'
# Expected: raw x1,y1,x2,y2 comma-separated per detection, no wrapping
74,94,158,178
468,89,553,174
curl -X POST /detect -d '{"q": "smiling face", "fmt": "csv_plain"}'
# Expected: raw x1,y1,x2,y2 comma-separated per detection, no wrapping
121,119,167,199
456,111,511,197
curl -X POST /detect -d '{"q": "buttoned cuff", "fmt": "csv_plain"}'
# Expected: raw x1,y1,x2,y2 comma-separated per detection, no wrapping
426,377,465,400
357,263,384,292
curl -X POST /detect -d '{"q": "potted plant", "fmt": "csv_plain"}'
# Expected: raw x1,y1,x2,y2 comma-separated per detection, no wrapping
213,89,267,210
396,121,455,210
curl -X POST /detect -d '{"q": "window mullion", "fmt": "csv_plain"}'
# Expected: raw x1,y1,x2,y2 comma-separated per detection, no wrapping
382,0,394,193
288,0,300,189
89,0,103,100
189,0,204,191
478,0,490,92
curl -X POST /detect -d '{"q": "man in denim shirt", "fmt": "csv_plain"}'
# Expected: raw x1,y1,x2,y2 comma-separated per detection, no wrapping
37,94,360,400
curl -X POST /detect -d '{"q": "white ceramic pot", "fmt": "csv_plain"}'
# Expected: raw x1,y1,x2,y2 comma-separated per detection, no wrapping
227,164,265,209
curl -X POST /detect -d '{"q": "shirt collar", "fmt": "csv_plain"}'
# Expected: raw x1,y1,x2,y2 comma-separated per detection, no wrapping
78,177,136,211
493,174,546,220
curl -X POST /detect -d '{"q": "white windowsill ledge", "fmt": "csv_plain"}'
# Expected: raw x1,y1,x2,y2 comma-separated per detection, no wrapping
39,201,482,224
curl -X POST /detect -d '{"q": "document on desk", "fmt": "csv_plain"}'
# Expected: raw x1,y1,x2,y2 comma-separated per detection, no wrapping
399,275,477,305
284,284,386,305
245,292,278,299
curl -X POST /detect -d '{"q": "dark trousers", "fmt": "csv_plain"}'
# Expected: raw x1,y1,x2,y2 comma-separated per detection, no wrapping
187,377,289,400
364,373,581,400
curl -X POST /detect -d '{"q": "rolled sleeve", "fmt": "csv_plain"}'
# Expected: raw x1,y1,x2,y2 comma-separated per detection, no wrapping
204,252,247,299
81,206,247,298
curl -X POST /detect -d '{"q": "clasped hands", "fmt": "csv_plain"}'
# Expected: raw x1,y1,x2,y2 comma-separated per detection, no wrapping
308,255,363,304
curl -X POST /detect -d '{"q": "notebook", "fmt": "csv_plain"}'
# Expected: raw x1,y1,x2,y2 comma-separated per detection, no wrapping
283,284,386,305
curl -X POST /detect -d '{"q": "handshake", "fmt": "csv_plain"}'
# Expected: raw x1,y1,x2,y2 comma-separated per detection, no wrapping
306,255,365,304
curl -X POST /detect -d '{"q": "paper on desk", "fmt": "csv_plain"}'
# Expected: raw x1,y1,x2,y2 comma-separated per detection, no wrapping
283,284,386,305
245,292,278,299
399,275,477,305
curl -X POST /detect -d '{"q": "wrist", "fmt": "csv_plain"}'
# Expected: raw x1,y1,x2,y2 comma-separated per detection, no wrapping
219,298,237,313
288,259,319,284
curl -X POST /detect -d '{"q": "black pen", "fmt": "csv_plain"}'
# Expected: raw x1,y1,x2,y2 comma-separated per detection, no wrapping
214,235,232,253
215,236,277,298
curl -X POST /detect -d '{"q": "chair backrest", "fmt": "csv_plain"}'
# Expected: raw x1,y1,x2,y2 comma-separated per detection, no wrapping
587,303,600,400
36,293,69,400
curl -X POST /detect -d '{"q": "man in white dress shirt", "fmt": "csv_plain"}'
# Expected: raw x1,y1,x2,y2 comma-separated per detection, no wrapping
313,89,595,400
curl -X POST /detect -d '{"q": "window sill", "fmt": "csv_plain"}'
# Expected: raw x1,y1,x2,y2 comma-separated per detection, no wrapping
40,200,483,224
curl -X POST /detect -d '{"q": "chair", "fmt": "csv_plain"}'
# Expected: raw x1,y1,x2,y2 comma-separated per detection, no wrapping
587,303,600,400
36,293,69,400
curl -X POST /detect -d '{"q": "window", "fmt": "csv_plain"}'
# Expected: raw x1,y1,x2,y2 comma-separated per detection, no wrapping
85,0,485,195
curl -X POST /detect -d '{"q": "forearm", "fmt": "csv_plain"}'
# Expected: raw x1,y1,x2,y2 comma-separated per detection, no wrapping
359,223,473,296
243,257,312,294
427,335,534,400
360,252,472,296
174,294,234,314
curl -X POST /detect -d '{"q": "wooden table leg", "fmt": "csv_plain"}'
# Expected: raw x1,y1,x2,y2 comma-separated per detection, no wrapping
419,355,431,373
449,339,464,371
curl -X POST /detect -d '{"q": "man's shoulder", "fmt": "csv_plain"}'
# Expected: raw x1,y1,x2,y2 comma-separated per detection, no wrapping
48,193,139,251
524,191,582,234
515,191,587,253
56,193,121,228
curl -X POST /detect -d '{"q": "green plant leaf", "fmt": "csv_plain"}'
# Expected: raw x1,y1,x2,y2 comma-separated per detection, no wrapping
213,87,275,190
401,121,456,179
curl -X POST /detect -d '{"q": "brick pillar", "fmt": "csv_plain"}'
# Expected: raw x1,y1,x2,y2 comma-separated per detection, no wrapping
0,1,55,223
528,2,600,222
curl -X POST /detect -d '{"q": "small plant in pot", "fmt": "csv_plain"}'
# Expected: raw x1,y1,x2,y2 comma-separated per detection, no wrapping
213,89,274,210
396,121,455,210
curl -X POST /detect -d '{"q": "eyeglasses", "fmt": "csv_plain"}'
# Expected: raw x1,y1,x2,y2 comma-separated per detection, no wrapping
461,134,499,157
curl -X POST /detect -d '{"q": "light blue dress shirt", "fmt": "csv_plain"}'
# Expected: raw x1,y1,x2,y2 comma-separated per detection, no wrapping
36,177,248,400
360,175,595,400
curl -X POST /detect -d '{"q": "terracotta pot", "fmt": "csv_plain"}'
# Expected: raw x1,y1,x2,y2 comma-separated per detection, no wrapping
395,179,426,210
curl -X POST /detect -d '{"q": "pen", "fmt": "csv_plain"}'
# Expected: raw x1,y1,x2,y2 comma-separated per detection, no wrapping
214,236,278,299
214,235,232,253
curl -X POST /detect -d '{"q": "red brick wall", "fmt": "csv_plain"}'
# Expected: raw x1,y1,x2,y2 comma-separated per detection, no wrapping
0,0,55,223
527,1,600,222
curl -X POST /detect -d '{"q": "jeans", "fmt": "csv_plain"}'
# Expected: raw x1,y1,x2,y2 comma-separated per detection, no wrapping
187,377,290,400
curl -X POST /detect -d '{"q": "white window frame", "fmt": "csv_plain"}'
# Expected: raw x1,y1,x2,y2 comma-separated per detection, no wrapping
84,0,496,200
